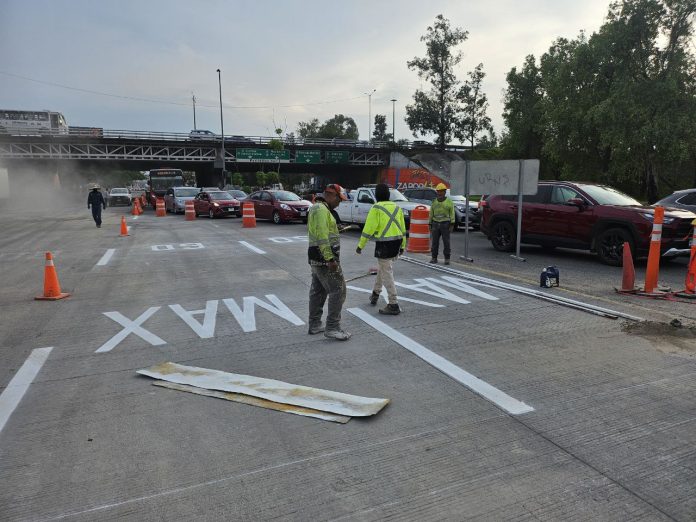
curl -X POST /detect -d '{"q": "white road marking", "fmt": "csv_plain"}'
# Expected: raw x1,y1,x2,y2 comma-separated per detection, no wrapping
0,347,53,434
426,277,499,301
347,285,445,308
95,307,167,353
96,248,116,266
222,294,304,332
238,241,266,254
169,300,218,339
348,308,534,415
395,279,471,304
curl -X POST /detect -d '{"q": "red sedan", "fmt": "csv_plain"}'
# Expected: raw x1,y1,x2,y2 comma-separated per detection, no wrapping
193,191,241,218
247,190,311,224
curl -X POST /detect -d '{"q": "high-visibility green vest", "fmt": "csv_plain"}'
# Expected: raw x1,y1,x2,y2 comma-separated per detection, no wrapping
430,197,455,223
307,200,340,265
358,201,407,252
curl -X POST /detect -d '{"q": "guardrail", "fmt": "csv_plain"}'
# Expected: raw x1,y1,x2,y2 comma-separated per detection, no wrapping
1,127,471,151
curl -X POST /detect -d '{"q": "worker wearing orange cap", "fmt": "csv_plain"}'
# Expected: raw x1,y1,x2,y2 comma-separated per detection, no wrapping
429,182,455,264
306,184,351,341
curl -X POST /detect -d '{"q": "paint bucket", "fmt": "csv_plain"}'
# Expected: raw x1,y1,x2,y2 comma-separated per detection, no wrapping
540,266,560,288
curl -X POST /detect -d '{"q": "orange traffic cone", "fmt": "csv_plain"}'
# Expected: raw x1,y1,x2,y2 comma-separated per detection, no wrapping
131,200,139,215
640,206,668,296
35,252,70,300
676,251,696,299
120,215,129,236
618,241,637,293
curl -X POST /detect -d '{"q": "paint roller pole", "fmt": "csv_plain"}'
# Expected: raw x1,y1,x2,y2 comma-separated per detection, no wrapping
462,160,473,262
511,159,526,262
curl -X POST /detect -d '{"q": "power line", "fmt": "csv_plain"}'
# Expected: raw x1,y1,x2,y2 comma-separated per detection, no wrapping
0,70,366,110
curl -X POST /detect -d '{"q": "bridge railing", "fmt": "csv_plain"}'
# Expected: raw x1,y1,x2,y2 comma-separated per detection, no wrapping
1,127,471,151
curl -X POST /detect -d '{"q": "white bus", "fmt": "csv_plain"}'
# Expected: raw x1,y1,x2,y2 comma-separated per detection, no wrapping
0,110,68,135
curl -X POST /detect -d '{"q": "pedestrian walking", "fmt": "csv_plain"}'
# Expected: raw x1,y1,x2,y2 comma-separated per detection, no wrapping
429,182,455,264
87,185,106,228
355,183,406,315
307,184,351,340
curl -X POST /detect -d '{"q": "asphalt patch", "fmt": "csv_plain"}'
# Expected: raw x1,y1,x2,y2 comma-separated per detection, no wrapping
622,320,696,355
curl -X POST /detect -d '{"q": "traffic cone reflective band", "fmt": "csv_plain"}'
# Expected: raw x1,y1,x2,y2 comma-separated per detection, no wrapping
185,200,196,221
619,241,637,292
120,215,129,236
242,201,256,228
406,205,431,253
35,252,70,300
642,206,665,295
155,198,166,217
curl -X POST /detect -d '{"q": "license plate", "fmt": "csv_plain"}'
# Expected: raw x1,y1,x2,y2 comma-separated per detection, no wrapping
299,211,306,216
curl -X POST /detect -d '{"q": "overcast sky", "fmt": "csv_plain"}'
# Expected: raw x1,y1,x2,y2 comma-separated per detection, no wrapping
1,0,613,143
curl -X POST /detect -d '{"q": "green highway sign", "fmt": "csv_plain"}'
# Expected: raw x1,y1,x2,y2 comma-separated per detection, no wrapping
295,150,321,164
236,148,290,163
325,150,350,164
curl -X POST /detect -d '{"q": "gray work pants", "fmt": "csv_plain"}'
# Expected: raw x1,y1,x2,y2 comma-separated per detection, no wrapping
431,221,451,259
373,257,398,304
309,264,347,331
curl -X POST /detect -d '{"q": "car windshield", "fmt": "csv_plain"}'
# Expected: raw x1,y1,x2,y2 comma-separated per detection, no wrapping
577,184,641,206
449,195,466,202
389,189,408,202
229,190,247,199
175,188,200,197
111,189,128,194
274,191,301,201
151,177,183,191
209,192,233,200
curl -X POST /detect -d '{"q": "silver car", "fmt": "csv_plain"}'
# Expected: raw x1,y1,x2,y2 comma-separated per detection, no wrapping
654,189,696,214
164,186,201,214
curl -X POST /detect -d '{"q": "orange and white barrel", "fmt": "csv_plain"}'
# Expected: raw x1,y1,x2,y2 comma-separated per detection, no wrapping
242,201,256,228
155,198,166,217
185,200,196,221
406,205,431,253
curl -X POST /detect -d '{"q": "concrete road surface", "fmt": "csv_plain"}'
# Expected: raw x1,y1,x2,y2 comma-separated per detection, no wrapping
1,203,695,521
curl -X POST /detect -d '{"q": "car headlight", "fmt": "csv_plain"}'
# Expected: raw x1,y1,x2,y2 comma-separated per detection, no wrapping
213,202,220,207
280,203,291,210
640,213,674,224
403,209,410,216
455,205,466,212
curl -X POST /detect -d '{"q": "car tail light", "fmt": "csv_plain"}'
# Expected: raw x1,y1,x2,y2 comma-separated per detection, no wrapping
479,198,487,209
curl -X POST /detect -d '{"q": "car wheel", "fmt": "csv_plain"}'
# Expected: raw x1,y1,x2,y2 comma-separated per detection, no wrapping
272,210,282,224
596,228,633,266
209,209,215,219
490,220,516,252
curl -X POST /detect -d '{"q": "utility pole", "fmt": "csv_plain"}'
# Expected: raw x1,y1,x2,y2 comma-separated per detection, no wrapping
390,98,397,144
192,92,197,130
216,69,225,188
364,89,376,142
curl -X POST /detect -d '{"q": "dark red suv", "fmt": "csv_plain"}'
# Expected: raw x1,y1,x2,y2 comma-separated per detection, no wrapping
480,181,696,265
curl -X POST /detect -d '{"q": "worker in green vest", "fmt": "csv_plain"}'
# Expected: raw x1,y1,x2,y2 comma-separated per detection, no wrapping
307,183,351,341
429,182,455,265
355,183,406,315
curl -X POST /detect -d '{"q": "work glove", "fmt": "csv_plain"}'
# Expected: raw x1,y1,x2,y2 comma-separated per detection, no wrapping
327,259,339,272
355,247,362,255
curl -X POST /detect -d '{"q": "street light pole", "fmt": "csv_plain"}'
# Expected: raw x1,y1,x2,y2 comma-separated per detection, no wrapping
364,89,376,142
192,92,197,130
216,69,225,188
390,98,397,144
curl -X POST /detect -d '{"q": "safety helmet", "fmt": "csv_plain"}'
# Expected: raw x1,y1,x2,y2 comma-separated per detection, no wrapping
435,183,447,191
324,183,347,201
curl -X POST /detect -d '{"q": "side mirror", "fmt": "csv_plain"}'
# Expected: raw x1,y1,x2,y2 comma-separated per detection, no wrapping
566,198,586,209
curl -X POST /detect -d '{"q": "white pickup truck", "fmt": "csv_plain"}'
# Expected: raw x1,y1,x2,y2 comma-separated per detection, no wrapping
336,186,428,226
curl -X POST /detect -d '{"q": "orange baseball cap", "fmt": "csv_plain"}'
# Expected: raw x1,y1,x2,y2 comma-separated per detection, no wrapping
325,184,347,201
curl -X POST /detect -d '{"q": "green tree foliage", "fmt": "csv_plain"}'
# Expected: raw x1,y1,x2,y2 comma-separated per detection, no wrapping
265,171,280,185
255,171,266,187
296,114,359,140
406,14,469,150
456,63,493,150
232,172,243,187
372,114,392,142
502,0,696,201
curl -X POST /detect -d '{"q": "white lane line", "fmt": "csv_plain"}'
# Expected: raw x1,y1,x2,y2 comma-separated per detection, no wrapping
347,285,445,308
238,241,266,254
0,347,53,434
347,308,534,415
96,248,116,266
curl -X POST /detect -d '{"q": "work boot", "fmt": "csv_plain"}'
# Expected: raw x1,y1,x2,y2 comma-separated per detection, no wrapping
324,329,352,341
429,258,437,264
444,258,450,265
307,323,325,335
379,303,401,315
369,291,380,305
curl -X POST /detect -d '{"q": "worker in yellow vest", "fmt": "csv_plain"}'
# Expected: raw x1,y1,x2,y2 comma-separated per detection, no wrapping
356,183,406,315
429,182,455,265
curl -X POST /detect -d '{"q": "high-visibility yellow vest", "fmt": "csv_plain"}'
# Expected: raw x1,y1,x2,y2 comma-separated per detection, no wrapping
307,201,340,265
430,197,455,223
358,201,407,252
